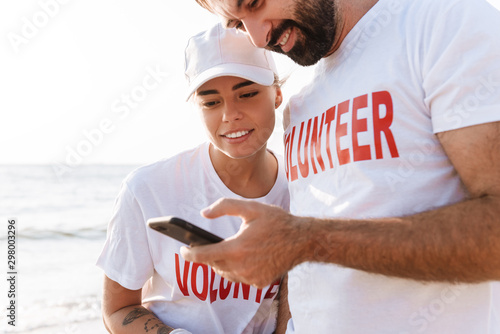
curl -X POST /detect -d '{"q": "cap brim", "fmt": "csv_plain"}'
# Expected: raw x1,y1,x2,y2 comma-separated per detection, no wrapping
185,63,275,101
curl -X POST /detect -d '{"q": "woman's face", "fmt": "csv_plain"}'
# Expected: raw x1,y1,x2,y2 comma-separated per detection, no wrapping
194,75,281,160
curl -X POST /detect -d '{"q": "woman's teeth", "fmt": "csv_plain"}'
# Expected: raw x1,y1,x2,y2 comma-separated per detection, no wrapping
225,130,250,139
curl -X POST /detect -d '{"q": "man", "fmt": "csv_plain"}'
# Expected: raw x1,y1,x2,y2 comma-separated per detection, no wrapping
182,0,500,332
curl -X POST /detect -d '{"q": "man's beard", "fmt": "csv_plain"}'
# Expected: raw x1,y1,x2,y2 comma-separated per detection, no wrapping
266,0,337,66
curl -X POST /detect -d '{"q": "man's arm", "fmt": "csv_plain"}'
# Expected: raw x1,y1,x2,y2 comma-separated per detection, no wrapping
181,121,500,288
102,275,176,333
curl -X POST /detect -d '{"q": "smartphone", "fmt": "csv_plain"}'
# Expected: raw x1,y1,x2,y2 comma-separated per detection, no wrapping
147,216,223,246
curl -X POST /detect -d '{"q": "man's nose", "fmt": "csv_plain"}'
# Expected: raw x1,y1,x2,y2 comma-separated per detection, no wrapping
242,18,271,48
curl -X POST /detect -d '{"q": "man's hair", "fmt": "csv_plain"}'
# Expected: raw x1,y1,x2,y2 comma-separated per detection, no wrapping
195,0,214,12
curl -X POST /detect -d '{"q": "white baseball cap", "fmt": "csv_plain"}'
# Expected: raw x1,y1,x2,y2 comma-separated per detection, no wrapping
184,23,278,101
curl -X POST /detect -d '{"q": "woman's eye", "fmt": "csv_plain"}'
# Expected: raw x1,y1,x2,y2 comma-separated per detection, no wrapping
203,100,219,108
240,91,258,98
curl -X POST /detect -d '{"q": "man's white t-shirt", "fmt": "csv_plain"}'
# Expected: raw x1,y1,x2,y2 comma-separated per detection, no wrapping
284,0,500,332
97,142,289,334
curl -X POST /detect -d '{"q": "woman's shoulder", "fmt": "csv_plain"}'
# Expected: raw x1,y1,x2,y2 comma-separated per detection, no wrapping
124,143,208,188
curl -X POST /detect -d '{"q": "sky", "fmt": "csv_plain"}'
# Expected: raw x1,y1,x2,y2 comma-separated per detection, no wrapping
0,0,312,168
1,0,499,168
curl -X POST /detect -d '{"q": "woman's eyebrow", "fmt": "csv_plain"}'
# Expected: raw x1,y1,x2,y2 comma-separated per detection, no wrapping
197,89,219,96
232,81,255,91
197,80,255,96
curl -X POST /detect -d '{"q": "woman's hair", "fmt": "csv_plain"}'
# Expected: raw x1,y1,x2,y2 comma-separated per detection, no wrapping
274,74,288,89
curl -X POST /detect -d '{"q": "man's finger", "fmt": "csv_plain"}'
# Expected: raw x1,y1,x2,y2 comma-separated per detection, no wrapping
180,244,245,283
201,198,259,220
180,242,229,264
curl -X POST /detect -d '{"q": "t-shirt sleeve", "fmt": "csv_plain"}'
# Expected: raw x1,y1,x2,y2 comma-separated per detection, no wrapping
421,0,500,133
96,182,154,290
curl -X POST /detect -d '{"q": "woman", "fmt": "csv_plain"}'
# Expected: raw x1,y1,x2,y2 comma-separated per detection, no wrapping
97,23,289,334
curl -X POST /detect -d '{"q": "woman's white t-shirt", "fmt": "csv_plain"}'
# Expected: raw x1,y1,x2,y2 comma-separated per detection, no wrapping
97,142,290,334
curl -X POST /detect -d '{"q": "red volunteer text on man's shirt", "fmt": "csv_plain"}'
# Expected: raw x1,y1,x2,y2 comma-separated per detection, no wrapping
285,91,400,182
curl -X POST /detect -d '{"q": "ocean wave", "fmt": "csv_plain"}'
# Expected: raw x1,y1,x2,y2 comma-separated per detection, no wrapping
1,294,103,333
0,226,107,240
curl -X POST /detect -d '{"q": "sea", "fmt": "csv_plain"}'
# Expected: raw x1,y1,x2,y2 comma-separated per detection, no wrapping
0,164,141,333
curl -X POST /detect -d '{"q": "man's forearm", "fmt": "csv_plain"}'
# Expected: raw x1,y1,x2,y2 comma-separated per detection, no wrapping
105,305,175,334
299,195,500,283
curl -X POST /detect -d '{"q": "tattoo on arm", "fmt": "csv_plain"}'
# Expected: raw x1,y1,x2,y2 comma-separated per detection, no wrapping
123,307,175,333
122,307,151,326
157,328,170,334
144,317,174,333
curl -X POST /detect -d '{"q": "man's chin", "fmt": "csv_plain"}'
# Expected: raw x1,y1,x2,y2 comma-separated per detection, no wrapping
284,49,326,67
289,52,324,66
265,45,324,67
